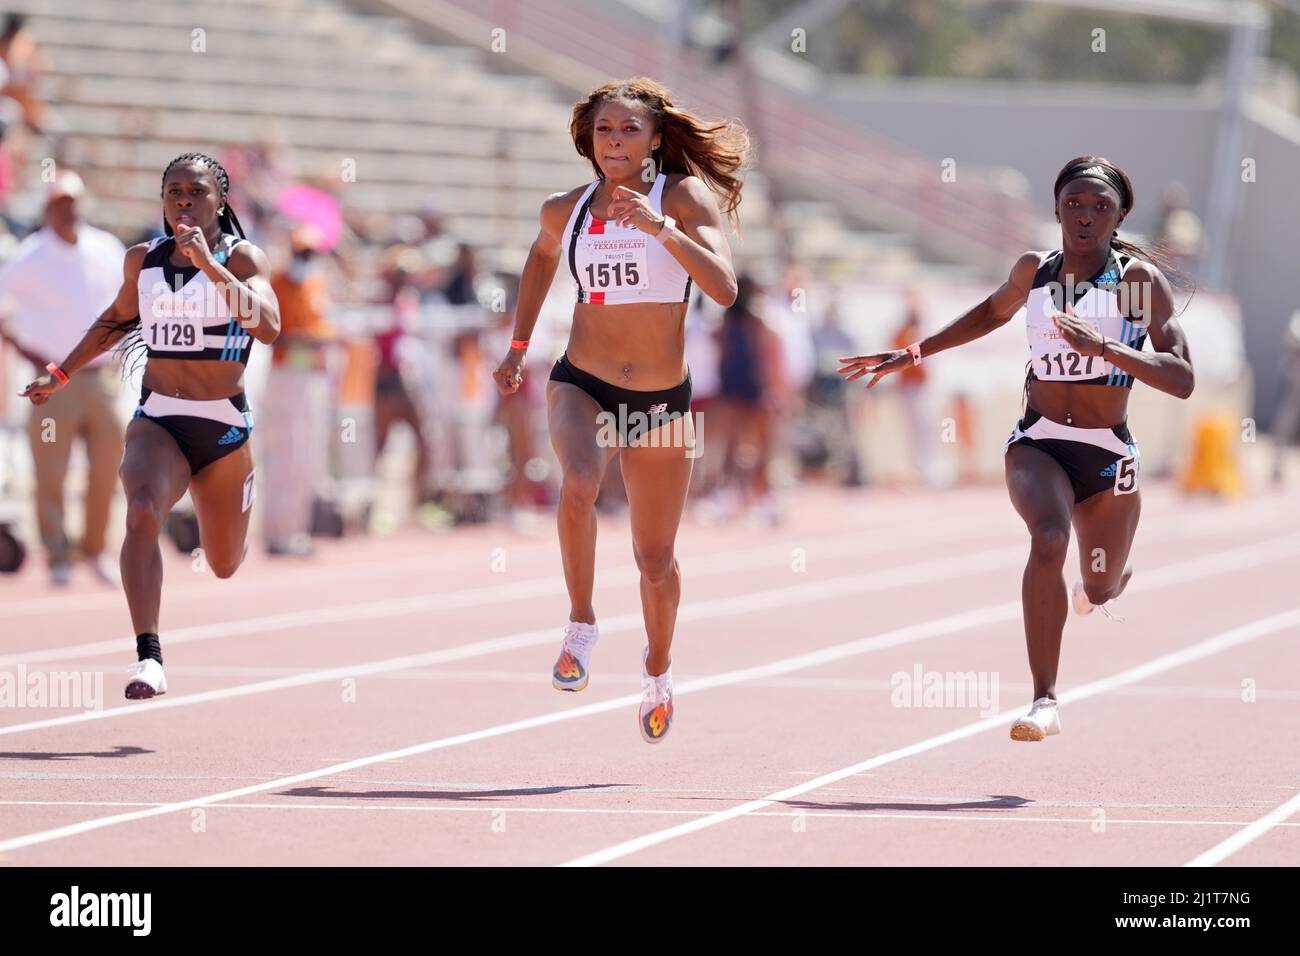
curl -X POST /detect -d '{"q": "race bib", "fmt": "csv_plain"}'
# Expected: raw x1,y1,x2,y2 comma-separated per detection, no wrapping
1027,293,1106,381
576,233,650,291
144,284,205,352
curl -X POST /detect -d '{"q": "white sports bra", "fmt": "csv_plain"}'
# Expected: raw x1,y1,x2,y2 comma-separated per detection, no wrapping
137,233,252,363
564,173,692,305
1024,249,1146,388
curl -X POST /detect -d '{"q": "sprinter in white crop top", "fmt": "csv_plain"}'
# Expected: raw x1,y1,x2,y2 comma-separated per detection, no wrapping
492,77,750,744
837,155,1194,744
22,152,281,703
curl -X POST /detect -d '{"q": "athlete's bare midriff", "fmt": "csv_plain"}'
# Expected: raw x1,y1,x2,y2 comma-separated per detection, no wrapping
567,302,688,390
141,357,245,401
1028,378,1130,429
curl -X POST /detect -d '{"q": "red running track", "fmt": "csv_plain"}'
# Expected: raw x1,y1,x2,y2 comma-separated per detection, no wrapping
0,482,1297,866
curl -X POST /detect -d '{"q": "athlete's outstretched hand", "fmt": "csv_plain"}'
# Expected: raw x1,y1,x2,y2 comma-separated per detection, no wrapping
18,373,63,406
837,349,913,389
493,348,527,396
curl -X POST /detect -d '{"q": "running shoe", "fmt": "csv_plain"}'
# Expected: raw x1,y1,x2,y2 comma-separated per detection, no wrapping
638,647,674,744
1009,696,1060,742
552,621,598,692
1072,563,1132,621
125,659,167,700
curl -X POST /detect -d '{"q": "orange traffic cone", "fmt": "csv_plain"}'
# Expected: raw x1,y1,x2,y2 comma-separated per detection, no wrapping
1178,413,1245,497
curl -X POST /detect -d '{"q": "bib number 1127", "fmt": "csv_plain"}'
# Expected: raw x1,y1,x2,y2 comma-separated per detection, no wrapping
1040,352,1096,377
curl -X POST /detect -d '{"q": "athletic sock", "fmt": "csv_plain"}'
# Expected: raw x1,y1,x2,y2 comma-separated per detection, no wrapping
136,632,163,665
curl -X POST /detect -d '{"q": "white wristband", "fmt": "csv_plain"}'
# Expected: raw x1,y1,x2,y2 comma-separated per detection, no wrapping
654,216,676,244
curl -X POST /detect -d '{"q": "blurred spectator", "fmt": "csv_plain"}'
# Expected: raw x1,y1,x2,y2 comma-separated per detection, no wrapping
374,245,439,518
1155,182,1204,276
0,172,125,585
261,225,335,556
684,295,721,497
892,290,941,488
805,301,864,486
487,273,550,528
434,243,480,306
0,15,46,133
0,92,19,225
711,274,784,524
1272,310,1300,486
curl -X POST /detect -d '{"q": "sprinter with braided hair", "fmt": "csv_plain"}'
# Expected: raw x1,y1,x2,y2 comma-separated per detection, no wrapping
21,153,280,699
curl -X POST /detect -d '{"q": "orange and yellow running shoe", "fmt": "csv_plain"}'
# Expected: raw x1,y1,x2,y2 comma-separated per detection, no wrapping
638,647,674,744
552,621,599,692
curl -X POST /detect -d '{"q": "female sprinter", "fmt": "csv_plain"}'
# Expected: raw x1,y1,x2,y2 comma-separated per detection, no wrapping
838,156,1194,741
21,153,280,699
493,78,747,743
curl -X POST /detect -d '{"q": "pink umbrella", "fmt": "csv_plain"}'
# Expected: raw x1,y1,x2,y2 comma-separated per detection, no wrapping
276,184,343,251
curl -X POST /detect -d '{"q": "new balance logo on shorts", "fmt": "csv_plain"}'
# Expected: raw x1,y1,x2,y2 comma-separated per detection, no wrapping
648,403,668,414
217,426,245,446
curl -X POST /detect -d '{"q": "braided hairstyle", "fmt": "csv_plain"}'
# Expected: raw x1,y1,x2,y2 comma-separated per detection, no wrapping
160,152,247,239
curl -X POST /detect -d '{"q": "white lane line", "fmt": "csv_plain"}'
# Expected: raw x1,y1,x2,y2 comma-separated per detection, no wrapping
151,664,1300,702
1184,790,1300,866
0,515,1014,667
5,528,1297,740
0,539,1035,738
2,493,1274,666
0,800,1293,829
559,607,1300,866
9,488,1206,620
1,544,1296,857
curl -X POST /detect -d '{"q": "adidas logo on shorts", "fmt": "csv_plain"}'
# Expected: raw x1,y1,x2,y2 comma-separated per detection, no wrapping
217,426,245,446
1099,462,1117,478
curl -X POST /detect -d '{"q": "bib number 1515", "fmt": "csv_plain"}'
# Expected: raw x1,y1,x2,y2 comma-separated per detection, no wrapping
584,261,640,289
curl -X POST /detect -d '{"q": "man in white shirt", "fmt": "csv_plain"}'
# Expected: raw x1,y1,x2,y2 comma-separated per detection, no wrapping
0,171,126,585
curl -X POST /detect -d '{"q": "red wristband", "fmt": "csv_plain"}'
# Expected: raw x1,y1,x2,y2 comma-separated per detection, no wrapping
45,362,69,385
510,339,530,351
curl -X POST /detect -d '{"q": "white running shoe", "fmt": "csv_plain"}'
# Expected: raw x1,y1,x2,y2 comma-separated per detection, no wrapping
125,659,167,699
1071,580,1095,616
638,647,674,744
552,621,598,692
1072,564,1132,621
86,554,121,587
1010,696,1060,742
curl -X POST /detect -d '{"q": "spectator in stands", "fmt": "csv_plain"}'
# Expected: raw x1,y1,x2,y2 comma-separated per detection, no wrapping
713,274,784,524
0,89,19,227
374,245,439,519
807,301,864,486
261,225,335,556
490,273,551,528
0,172,126,585
892,290,940,487
0,15,45,133
1272,310,1300,486
1155,182,1203,277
